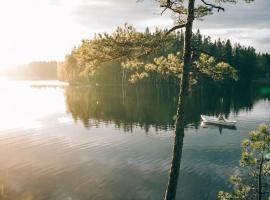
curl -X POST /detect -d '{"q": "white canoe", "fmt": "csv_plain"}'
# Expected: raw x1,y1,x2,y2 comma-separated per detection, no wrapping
201,115,237,126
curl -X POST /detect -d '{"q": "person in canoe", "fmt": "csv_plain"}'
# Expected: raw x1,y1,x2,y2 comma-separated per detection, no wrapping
218,114,225,122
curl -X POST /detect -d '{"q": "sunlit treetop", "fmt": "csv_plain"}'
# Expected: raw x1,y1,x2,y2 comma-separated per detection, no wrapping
58,24,238,84
59,0,256,85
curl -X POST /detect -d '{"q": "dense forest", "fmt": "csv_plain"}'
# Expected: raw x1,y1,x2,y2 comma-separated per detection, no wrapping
3,27,268,84
1,61,57,80
58,26,270,85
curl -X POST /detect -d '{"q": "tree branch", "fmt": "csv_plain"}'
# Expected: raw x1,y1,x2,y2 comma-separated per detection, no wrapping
201,0,225,12
160,0,185,14
161,7,168,15
166,24,186,34
191,47,228,62
191,47,215,57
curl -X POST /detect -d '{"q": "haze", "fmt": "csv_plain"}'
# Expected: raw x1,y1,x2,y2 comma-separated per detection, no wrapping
0,0,269,69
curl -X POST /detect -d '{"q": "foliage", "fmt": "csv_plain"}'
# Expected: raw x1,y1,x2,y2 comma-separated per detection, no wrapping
218,124,270,200
58,25,242,85
58,25,270,86
58,24,176,83
194,53,238,81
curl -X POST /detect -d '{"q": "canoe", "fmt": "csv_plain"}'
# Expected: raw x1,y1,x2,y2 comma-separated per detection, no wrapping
200,115,237,126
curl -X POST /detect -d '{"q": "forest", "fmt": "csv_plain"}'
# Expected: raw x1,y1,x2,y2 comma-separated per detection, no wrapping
1,61,57,80
58,26,270,86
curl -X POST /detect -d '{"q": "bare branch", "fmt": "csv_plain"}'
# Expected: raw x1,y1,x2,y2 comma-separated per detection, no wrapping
166,24,186,34
160,5,179,14
191,47,227,62
160,0,185,14
191,47,215,57
201,0,225,12
161,7,168,15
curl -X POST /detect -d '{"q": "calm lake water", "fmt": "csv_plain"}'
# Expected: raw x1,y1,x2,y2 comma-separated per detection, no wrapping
0,80,269,200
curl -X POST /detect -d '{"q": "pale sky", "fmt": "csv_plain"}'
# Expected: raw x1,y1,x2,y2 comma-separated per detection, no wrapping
0,0,269,69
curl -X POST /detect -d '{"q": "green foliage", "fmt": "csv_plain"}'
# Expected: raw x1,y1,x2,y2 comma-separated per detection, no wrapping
122,53,184,83
58,24,270,86
218,124,270,200
256,53,270,79
58,24,178,83
194,54,238,81
58,24,242,85
122,51,238,84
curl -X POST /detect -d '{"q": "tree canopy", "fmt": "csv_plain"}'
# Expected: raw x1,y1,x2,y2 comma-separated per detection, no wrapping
58,25,242,85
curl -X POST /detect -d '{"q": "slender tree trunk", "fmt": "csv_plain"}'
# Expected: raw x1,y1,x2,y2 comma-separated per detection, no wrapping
122,69,126,104
258,153,264,200
164,0,195,200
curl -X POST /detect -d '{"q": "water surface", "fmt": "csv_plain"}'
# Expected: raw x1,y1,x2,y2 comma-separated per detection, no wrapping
0,80,269,200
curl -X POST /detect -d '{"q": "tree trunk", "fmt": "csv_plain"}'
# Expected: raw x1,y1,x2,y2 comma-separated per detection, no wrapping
258,153,263,200
164,0,195,200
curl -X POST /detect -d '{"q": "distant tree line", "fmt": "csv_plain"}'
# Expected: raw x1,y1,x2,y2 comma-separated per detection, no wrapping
27,61,57,79
2,61,57,80
57,26,270,85
192,30,270,83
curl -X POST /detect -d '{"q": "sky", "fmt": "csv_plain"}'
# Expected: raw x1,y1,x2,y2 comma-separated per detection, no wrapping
0,0,269,69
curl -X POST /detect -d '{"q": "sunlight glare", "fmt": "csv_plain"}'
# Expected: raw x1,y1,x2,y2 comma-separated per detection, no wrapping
0,80,66,131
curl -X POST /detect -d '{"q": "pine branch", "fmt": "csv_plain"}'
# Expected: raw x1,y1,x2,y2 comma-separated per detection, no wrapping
161,7,168,15
160,0,185,15
191,47,227,62
166,24,186,34
191,47,215,57
200,0,225,12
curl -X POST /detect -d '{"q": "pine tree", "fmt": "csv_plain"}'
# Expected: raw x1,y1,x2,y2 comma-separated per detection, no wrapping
225,39,233,65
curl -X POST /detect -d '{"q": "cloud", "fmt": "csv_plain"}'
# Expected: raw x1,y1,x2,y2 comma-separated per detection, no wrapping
69,0,270,30
0,0,269,68
69,0,171,32
200,28,270,53
194,0,270,29
64,0,270,52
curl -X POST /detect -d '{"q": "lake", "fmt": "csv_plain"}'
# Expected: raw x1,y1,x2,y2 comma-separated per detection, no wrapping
0,80,269,200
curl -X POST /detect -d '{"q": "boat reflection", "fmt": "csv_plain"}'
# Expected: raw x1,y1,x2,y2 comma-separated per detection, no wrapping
200,121,237,134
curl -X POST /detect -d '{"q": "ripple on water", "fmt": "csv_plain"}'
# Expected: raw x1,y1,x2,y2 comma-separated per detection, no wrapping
0,82,269,200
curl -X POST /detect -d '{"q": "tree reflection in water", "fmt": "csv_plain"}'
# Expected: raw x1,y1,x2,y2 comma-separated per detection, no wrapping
64,83,269,132
64,83,270,199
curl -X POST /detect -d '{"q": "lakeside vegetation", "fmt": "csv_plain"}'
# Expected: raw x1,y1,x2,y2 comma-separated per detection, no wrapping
219,124,270,200
0,0,269,199
58,26,270,86
57,0,269,199
2,29,269,85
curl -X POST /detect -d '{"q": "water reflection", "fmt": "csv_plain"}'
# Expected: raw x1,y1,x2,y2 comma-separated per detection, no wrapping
65,85,178,132
201,122,237,134
62,82,270,200
64,83,270,132
0,81,269,200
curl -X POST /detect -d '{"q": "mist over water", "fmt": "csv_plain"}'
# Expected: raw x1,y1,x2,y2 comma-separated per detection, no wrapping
0,80,269,200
